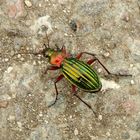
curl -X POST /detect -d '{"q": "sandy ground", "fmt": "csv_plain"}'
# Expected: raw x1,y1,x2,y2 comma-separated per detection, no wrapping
0,0,140,140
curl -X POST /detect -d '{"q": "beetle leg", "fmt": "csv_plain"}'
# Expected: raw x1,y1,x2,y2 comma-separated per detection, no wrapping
48,74,64,107
72,85,97,117
76,52,110,73
61,45,65,50
46,34,50,48
76,52,95,59
77,52,131,76
44,66,60,74
90,57,131,76
86,59,95,65
55,44,60,51
72,85,76,93
74,94,98,117
76,52,85,59
61,45,66,54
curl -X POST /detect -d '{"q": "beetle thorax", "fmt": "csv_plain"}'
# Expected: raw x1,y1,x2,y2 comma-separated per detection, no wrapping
50,52,67,67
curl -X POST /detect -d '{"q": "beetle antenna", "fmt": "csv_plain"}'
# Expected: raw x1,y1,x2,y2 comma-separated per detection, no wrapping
46,33,50,48
61,45,66,54
43,43,48,49
61,45,65,50
12,51,41,58
55,44,60,51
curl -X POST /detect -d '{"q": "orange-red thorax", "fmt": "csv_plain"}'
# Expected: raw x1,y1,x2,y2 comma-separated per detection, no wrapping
49,50,69,67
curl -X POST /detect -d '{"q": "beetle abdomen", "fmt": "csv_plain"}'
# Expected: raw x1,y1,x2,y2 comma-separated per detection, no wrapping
62,58,102,92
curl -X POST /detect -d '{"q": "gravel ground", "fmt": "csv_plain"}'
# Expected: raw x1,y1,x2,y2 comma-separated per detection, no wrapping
0,0,140,140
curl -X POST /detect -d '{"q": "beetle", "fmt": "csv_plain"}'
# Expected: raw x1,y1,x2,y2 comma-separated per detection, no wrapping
14,36,131,116
30,39,130,116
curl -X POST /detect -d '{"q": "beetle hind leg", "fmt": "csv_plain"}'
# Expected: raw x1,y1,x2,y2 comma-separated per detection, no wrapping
72,85,97,117
77,52,132,77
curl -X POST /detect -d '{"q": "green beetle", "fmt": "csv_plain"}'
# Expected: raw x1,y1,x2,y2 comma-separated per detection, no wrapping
38,44,124,116
14,40,131,116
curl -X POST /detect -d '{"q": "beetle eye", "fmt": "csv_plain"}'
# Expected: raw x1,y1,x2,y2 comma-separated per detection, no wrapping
44,51,49,57
43,48,53,58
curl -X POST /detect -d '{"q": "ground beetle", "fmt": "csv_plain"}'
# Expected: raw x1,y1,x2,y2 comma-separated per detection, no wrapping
24,35,131,117
15,36,131,116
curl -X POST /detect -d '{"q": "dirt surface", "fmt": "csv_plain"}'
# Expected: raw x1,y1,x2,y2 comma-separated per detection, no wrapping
0,0,140,140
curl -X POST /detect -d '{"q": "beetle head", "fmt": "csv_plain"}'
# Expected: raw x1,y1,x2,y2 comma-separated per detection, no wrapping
43,48,54,58
40,44,54,58
41,44,67,58
41,44,68,67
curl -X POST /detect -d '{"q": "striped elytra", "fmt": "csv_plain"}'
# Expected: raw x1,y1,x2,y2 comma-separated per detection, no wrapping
62,58,102,92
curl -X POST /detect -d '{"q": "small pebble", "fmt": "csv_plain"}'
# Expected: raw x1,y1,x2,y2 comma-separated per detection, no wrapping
38,61,42,64
125,16,129,22
97,68,102,73
4,58,9,62
104,52,110,57
24,0,32,7
33,61,36,65
88,124,92,130
106,132,111,137
12,92,17,98
130,80,135,85
39,3,42,7
121,13,129,22
17,121,22,128
8,0,25,18
63,9,67,13
17,54,21,58
30,120,33,123
39,113,43,117
8,115,15,121
74,128,78,136
45,120,48,124
28,93,32,96
32,109,36,112
64,33,68,36
98,115,102,120
20,57,25,61
0,101,9,108
7,67,13,73
130,64,134,67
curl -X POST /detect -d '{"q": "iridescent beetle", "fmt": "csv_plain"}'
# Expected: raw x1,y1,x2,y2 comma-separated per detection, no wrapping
15,36,131,116
30,37,131,116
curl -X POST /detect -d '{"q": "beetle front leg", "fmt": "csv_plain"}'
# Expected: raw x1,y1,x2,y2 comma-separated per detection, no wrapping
44,66,60,74
48,74,64,107
72,85,97,117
